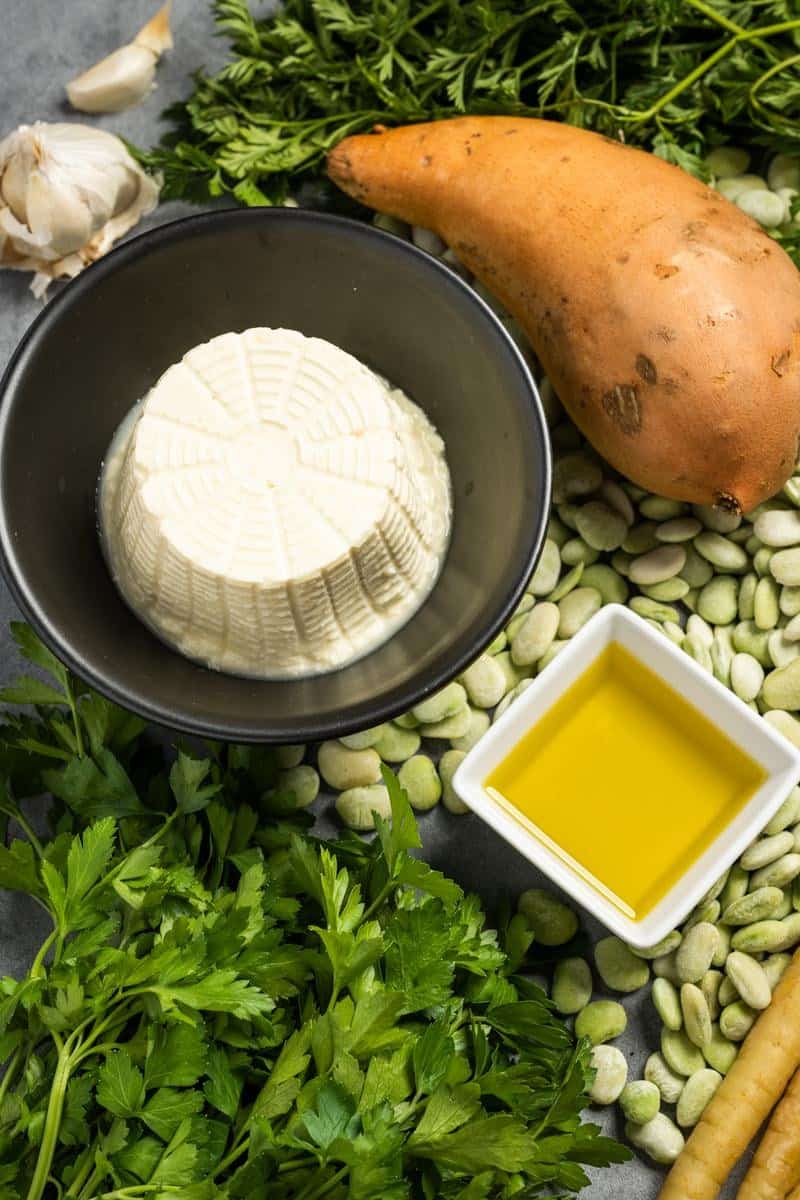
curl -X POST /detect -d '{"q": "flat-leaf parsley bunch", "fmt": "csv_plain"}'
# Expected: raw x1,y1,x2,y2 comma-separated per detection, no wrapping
0,624,626,1200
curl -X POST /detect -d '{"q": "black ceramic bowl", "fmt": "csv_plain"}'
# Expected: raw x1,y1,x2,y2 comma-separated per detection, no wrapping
0,209,550,741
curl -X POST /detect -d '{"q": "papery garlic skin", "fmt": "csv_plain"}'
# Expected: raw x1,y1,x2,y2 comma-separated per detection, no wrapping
0,123,160,296
67,1,173,114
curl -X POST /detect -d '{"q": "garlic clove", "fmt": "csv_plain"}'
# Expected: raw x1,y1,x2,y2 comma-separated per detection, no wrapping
27,166,95,258
67,45,158,115
134,0,173,55
66,1,173,114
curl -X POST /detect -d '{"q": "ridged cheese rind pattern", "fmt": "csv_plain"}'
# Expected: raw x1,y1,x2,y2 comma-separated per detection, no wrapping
100,328,452,677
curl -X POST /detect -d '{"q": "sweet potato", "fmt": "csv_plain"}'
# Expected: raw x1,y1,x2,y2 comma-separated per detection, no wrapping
328,117,800,513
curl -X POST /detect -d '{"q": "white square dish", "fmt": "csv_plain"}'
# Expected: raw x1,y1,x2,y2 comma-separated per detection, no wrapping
453,604,800,948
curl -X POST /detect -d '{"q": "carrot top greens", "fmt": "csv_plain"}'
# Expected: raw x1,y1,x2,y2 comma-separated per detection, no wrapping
141,0,800,261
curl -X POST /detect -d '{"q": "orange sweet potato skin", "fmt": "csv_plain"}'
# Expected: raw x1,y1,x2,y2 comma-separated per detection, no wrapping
328,117,800,513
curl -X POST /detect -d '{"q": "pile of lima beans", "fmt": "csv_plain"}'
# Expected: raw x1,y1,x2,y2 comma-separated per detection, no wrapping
269,147,800,1172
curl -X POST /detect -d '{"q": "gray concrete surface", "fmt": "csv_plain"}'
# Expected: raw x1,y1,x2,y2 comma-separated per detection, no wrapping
0,4,747,1195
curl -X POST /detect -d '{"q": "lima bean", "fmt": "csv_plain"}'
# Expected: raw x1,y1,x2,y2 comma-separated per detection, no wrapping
718,976,738,1008
278,765,320,809
275,743,306,769
318,741,382,791
620,1081,661,1125
770,547,800,586
518,888,578,946
641,497,687,521
720,1000,758,1042
336,784,391,830
398,755,441,811
694,532,749,573
581,563,629,605
511,603,559,666
754,577,781,630
730,919,789,953
730,653,764,702
552,453,603,503
644,1052,685,1104
700,970,723,1022
661,1028,705,1077
712,926,732,968
641,578,691,603
761,659,800,710
595,937,650,992
589,1045,628,1105
681,983,713,1049
763,952,792,989
600,479,635,525
676,923,719,983
781,586,800,617
575,1000,627,1045
680,545,714,588
653,952,681,984
623,521,660,555
630,931,682,960
740,832,795,870
561,537,600,567
751,853,800,891
460,655,506,709
703,1025,738,1075
548,562,585,603
449,708,491,753
373,724,421,763
625,1114,685,1165
552,957,593,1015
738,573,758,620
629,545,686,586
339,727,385,751
754,507,800,547
412,683,467,725
676,1069,722,1128
720,863,750,910
657,517,702,543
575,501,628,551
721,886,783,925
763,710,800,747
697,576,738,625
558,587,602,638
420,707,472,739
439,750,469,814
652,978,682,1031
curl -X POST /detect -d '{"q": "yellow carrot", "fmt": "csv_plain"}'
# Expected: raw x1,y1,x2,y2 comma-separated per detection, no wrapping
737,1068,800,1200
659,952,800,1200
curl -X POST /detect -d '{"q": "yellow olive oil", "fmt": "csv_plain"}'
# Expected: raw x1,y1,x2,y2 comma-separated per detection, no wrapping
485,643,766,919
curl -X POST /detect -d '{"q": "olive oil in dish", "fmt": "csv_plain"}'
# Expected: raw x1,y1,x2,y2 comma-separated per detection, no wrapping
485,643,766,921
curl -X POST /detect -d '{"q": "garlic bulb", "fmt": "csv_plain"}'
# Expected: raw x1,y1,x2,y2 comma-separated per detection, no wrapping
66,1,173,114
0,123,160,296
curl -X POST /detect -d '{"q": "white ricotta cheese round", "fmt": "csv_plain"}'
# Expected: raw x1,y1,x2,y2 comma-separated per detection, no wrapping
99,327,451,678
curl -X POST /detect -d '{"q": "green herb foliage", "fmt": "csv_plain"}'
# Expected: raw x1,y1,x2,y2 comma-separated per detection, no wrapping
142,0,800,213
0,624,626,1199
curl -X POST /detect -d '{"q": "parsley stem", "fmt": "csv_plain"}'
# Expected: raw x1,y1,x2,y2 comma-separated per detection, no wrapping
0,1046,21,1107
212,1137,251,1178
30,929,57,979
25,1046,72,1200
297,1165,348,1200
62,1151,94,1199
276,1155,314,1174
11,806,44,858
361,879,394,923
64,674,85,759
